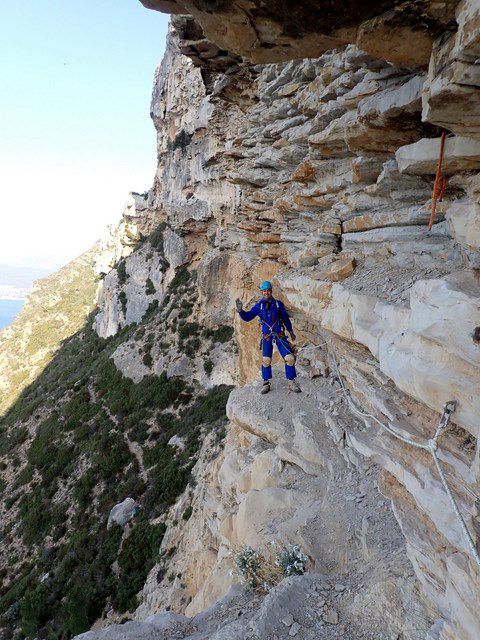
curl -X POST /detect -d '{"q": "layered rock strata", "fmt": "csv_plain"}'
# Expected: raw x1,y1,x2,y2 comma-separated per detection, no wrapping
86,2,480,638
141,0,458,66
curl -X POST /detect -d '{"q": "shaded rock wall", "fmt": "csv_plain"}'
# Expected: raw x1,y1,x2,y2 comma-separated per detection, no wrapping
141,0,458,66
91,2,480,637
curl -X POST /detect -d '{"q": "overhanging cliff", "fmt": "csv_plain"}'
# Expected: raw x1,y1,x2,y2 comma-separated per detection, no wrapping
1,1,479,639
108,1,478,637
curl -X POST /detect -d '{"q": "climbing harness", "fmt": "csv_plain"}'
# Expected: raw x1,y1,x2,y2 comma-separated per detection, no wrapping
258,299,294,357
428,131,447,231
327,343,480,568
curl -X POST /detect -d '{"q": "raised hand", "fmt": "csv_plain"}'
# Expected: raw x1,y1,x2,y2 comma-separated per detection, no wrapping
235,298,243,312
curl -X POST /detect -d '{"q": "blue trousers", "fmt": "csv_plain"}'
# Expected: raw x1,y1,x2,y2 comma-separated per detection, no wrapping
261,335,296,381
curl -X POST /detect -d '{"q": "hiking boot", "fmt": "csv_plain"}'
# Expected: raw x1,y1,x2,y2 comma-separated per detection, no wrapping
260,381,271,395
288,379,301,393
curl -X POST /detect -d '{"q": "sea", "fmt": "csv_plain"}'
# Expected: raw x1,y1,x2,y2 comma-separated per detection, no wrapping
0,299,25,330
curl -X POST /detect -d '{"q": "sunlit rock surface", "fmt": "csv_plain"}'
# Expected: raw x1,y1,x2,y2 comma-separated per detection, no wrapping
66,1,480,638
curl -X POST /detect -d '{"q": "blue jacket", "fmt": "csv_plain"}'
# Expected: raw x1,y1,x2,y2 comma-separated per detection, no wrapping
239,297,293,336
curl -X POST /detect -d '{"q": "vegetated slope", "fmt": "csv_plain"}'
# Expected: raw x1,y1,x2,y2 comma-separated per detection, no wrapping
0,246,100,415
0,265,233,640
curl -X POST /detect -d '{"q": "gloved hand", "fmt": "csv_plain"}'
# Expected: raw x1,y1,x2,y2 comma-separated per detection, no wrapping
235,298,243,312
289,331,296,342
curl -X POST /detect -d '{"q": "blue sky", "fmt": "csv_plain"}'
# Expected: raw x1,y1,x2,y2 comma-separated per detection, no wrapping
0,0,169,273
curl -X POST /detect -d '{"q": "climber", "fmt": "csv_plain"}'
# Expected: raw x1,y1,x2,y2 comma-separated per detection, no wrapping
236,281,301,395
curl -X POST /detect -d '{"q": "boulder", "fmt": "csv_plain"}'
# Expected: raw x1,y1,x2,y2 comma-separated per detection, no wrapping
107,497,137,530
327,256,356,281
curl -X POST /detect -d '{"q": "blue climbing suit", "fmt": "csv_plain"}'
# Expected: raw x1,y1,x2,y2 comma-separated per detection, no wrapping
238,297,297,381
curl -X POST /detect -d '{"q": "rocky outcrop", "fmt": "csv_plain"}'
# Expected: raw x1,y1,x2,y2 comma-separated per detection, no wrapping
77,575,409,640
422,0,480,140
123,377,432,640
3,1,479,639
94,2,479,636
141,0,457,66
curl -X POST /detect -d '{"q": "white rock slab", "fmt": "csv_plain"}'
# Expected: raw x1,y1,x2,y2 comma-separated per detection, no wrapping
396,136,480,175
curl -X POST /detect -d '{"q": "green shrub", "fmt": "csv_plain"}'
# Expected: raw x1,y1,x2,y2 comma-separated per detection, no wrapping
94,433,132,481
27,416,59,468
145,278,155,295
145,461,192,516
182,506,193,521
186,385,233,427
62,390,100,428
178,300,193,319
20,585,51,636
154,411,179,432
13,465,34,489
18,489,67,545
145,333,155,347
178,322,200,340
74,468,97,506
142,352,153,368
0,567,35,612
5,493,20,509
184,337,200,359
135,326,146,339
203,359,214,375
127,421,150,445
56,524,123,635
96,360,185,418
212,325,234,343
117,261,128,285
119,291,127,315
148,223,166,251
0,425,28,455
170,267,190,292
113,519,165,612
143,300,159,320
61,582,94,637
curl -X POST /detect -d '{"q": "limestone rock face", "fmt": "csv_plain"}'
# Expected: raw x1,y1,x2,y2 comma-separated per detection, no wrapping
140,0,457,66
446,201,480,266
94,242,170,338
94,192,159,279
422,0,480,140
135,379,432,639
396,136,480,175
86,4,480,638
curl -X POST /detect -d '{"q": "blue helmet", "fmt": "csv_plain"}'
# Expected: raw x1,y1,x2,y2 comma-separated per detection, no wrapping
260,280,272,291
